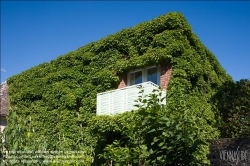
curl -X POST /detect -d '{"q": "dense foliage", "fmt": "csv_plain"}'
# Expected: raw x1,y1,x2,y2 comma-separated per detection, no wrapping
3,12,234,165
1,109,93,165
213,79,250,138
92,87,219,165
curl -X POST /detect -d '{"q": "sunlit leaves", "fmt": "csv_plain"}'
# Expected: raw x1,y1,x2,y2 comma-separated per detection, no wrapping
5,11,232,166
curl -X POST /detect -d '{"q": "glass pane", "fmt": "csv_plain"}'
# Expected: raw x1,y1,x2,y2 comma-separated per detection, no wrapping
147,67,158,85
130,71,142,85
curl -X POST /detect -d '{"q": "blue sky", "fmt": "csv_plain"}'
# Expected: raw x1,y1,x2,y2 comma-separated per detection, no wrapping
1,1,250,82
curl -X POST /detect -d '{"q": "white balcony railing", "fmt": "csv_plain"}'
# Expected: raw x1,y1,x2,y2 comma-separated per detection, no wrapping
96,81,166,116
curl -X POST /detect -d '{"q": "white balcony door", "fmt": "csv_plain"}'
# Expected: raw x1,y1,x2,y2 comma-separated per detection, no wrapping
147,67,158,85
128,66,160,86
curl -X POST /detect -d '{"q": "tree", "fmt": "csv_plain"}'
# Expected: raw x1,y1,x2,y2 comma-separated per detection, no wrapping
214,79,250,138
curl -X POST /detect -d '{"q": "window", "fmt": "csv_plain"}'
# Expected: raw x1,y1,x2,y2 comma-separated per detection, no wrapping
130,70,142,85
128,66,160,86
147,67,158,84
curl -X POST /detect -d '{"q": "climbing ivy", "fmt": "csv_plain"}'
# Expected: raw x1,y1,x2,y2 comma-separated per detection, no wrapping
5,12,232,165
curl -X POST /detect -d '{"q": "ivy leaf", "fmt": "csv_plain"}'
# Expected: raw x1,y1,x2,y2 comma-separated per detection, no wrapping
147,129,156,134
13,141,18,151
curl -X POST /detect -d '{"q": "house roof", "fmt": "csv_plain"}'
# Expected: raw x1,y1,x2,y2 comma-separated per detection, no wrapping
0,81,9,116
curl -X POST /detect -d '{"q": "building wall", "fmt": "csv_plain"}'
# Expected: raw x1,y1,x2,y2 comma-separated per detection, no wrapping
117,73,127,89
117,62,172,90
0,116,7,133
0,116,7,152
210,137,250,166
160,62,173,90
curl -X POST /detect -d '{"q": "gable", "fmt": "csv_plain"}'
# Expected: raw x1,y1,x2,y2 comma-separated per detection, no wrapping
6,12,232,149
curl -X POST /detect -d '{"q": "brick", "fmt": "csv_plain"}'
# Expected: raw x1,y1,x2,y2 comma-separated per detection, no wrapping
117,62,172,90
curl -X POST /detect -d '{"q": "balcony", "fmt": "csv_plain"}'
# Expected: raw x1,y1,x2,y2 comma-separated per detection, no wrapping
96,81,166,116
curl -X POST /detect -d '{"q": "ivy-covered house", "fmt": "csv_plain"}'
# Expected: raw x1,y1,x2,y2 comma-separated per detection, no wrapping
5,12,232,159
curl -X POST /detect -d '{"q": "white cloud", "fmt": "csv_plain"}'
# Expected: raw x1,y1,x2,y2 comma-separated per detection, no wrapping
1,68,6,72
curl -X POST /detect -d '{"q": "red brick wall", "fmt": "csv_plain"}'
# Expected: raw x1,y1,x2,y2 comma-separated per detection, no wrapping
117,63,172,90
117,73,127,89
160,62,173,90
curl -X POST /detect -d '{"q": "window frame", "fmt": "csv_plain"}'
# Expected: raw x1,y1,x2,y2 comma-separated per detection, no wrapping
127,66,160,86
